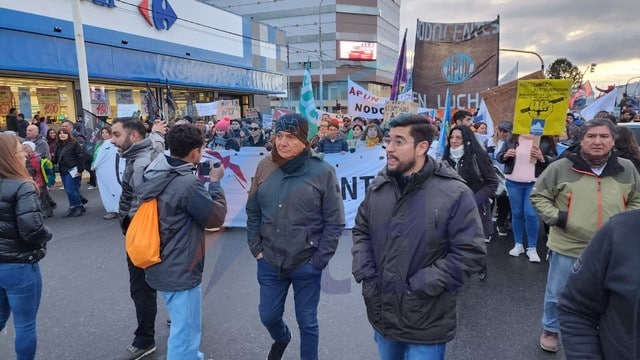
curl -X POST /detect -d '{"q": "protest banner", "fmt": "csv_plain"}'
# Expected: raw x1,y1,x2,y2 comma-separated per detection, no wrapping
347,78,386,119
383,100,418,122
214,99,241,119
513,79,571,135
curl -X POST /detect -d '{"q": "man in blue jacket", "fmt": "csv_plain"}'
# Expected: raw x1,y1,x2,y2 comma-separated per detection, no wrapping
246,114,345,360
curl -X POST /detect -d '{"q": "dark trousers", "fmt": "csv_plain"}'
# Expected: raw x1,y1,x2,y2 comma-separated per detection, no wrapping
495,192,511,227
257,260,322,360
126,256,156,348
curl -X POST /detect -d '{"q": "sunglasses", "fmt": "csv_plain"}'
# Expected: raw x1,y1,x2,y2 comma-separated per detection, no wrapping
249,127,260,130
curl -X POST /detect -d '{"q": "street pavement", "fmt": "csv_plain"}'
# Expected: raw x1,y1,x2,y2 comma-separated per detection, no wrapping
1,184,566,360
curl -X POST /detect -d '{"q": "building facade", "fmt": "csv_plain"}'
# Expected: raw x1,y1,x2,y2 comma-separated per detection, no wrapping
0,0,287,129
199,0,401,113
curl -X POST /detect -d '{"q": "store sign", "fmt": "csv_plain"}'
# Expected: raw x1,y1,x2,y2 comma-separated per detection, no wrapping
138,0,177,31
338,41,377,61
36,88,61,117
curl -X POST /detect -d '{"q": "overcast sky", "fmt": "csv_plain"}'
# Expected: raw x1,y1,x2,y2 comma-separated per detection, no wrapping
400,0,640,91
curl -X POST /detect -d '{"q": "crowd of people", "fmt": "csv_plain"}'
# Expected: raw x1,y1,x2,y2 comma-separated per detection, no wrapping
2,103,640,360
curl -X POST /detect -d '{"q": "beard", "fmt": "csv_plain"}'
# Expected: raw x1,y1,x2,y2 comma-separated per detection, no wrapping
386,156,416,176
117,137,133,153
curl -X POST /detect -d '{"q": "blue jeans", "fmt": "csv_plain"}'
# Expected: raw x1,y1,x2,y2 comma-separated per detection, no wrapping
61,172,82,208
505,180,538,248
257,260,322,360
542,251,577,333
374,330,446,360
160,285,204,360
0,263,42,360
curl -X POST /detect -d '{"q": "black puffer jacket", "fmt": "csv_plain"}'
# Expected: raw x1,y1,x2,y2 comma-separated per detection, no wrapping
54,140,85,174
0,179,53,263
352,157,486,344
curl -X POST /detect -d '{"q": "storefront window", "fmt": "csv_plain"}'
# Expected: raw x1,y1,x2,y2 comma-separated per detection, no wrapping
0,77,76,130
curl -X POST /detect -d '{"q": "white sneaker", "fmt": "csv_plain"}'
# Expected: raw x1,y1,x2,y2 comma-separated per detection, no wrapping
527,248,541,263
87,185,96,190
509,243,525,257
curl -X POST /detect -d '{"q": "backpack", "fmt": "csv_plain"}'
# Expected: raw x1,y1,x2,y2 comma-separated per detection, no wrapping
125,174,177,269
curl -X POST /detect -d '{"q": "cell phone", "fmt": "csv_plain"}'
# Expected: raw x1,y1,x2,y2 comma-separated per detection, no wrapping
198,161,211,176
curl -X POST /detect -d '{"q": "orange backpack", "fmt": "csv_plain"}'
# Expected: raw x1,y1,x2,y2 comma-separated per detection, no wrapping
125,175,177,269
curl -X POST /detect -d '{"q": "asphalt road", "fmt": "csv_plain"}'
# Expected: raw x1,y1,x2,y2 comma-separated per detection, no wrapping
1,184,566,360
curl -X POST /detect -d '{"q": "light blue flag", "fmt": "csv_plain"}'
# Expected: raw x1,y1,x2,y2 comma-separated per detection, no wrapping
298,61,319,139
436,88,451,157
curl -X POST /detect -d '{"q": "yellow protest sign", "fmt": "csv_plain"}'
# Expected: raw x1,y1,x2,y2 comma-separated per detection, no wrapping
513,80,571,135
36,88,61,117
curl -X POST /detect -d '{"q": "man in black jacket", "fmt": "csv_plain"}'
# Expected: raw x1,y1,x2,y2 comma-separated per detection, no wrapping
246,114,345,360
352,114,485,359
558,210,640,360
111,117,166,360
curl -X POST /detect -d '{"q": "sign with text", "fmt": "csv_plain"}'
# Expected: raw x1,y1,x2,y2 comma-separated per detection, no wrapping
91,87,111,117
0,86,13,116
383,101,419,122
115,89,134,104
413,18,499,109
513,79,571,135
347,78,387,119
36,88,60,117
214,99,241,119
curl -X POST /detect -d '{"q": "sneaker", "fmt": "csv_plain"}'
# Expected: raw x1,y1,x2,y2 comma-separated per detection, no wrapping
539,330,558,352
527,248,541,263
87,185,97,190
62,208,80,218
58,186,65,190
484,235,491,243
103,212,118,220
509,243,525,257
81,197,89,205
478,265,488,282
267,332,291,360
122,344,156,360
497,225,508,236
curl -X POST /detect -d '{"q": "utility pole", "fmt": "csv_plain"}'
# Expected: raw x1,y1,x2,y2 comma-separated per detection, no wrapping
318,0,324,110
71,0,91,121
499,48,544,71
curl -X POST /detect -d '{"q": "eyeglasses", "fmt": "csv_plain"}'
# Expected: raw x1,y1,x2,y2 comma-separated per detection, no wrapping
383,138,415,148
249,127,260,131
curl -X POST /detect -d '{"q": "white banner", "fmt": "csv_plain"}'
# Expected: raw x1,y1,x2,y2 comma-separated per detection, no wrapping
195,102,217,116
117,103,139,118
348,78,387,119
202,147,387,228
580,87,619,121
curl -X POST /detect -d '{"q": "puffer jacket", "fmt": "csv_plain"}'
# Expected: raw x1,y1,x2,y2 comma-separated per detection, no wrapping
530,148,640,258
0,179,53,263
54,140,85,174
246,150,345,272
118,133,164,234
352,157,486,344
138,155,227,292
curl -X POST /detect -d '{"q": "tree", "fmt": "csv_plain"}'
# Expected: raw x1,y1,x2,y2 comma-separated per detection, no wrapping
546,58,582,90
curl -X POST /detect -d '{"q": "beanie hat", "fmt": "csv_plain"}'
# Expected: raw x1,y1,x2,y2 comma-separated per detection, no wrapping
22,141,36,152
183,115,193,123
214,117,231,132
275,114,309,144
498,121,513,132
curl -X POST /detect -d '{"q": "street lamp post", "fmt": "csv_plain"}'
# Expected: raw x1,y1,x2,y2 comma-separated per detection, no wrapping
499,48,544,71
318,0,324,110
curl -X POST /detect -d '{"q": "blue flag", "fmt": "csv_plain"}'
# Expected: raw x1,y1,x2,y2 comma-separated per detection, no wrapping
436,88,451,157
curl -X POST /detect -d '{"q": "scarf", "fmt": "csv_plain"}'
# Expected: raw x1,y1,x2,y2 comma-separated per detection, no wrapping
449,145,464,163
366,137,380,147
580,148,611,169
278,149,311,174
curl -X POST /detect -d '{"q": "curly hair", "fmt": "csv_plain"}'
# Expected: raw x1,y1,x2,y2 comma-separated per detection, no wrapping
166,124,205,158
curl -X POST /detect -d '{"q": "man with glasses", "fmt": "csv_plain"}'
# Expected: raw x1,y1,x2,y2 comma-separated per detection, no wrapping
352,113,486,360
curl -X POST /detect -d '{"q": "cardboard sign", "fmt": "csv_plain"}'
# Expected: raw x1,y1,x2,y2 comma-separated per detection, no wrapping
36,88,61,117
513,80,571,135
383,100,418,122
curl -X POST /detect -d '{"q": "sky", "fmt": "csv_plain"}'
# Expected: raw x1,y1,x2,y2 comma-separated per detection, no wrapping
400,0,640,93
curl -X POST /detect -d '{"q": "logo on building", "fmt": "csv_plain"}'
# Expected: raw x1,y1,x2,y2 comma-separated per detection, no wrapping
138,0,177,31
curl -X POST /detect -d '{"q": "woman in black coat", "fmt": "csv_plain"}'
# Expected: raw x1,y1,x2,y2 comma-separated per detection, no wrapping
0,133,53,360
54,128,86,217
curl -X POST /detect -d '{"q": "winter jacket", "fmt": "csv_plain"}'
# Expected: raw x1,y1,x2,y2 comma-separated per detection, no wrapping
497,135,556,177
559,209,640,360
0,179,53,263
118,133,164,234
25,135,51,159
530,149,640,258
352,157,486,344
139,155,227,292
317,136,349,154
54,140,85,174
246,150,345,272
